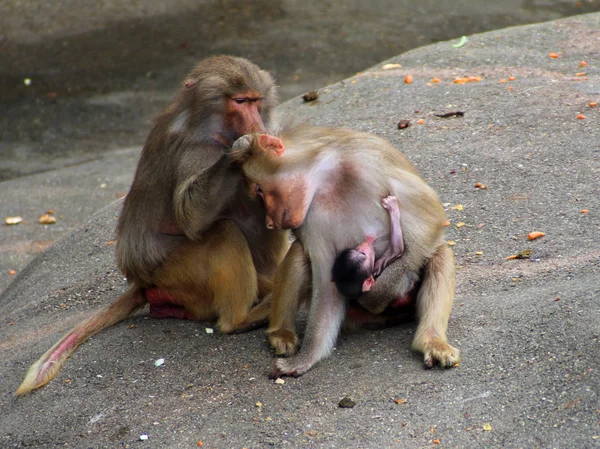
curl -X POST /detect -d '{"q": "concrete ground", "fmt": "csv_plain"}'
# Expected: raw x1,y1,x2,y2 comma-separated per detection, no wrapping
1,3,599,449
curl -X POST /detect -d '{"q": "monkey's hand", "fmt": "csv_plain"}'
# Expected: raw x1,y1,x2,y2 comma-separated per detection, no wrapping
381,195,398,211
230,134,254,161
414,337,461,369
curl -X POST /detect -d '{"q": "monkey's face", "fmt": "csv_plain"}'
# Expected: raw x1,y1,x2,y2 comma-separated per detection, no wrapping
251,181,308,230
219,92,267,146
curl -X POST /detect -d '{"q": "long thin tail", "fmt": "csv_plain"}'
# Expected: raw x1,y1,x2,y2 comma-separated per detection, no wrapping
16,286,147,395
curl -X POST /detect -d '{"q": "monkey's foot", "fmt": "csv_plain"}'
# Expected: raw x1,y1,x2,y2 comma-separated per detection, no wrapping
268,329,299,356
415,337,460,369
269,357,310,379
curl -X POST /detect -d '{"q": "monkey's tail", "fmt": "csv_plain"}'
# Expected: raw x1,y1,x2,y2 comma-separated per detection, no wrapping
15,286,147,396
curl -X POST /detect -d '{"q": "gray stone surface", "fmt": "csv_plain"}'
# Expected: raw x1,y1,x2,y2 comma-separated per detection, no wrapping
1,11,599,449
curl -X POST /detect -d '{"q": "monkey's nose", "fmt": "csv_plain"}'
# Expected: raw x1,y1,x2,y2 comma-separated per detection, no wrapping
265,216,274,229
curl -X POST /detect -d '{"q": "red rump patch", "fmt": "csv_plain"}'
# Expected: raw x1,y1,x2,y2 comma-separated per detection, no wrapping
258,134,285,156
145,288,196,320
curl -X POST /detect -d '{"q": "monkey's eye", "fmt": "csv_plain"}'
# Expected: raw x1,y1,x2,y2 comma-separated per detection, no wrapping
233,98,247,104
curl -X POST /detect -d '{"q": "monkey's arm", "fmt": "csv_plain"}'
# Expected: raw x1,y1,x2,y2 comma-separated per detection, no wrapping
272,263,345,378
174,153,240,240
373,195,404,277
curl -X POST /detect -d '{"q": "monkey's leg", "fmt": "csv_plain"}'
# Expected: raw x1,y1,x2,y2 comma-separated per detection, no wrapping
16,287,146,395
411,244,460,368
206,221,260,334
271,279,345,378
267,240,311,356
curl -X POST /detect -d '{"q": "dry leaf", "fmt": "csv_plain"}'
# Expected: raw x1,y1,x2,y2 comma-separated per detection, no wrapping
451,204,464,211
527,231,545,241
105,240,117,246
455,222,466,228
39,214,56,224
255,401,263,407
393,398,408,405
275,378,285,384
475,251,483,255
5,216,23,225
474,182,488,190
382,63,401,70
447,240,457,246
482,423,493,431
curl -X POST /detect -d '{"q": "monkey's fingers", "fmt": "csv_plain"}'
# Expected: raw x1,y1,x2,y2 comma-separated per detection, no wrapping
420,337,460,369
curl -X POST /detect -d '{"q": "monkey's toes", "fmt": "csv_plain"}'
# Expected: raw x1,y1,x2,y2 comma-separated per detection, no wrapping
420,337,460,369
268,329,299,356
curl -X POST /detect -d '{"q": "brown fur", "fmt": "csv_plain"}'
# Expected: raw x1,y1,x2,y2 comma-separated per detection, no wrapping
16,56,289,395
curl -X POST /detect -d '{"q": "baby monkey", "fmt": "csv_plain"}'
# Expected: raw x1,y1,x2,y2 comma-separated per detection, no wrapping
332,195,404,299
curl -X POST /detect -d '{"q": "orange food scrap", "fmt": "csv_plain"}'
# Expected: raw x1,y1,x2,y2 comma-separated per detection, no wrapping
444,220,451,227
454,76,481,84
65,379,71,384
417,119,424,125
105,240,117,246
575,72,586,77
431,78,441,83
508,76,516,81
589,102,597,107
433,439,440,444
549,52,559,59
505,254,518,260
474,182,488,190
404,74,413,84
499,78,506,84
197,442,203,447
9,270,16,275
38,214,56,225
581,209,589,214
393,398,408,405
528,231,545,241
577,114,586,120
579,61,587,67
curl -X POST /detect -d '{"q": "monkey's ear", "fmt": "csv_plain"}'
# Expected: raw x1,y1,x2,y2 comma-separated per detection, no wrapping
258,134,285,156
183,78,198,89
